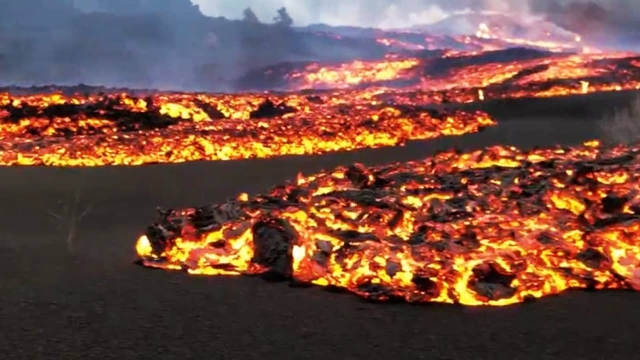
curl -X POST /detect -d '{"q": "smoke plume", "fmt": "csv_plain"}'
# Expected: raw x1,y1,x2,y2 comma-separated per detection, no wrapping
195,0,640,33
0,0,637,91
194,0,531,28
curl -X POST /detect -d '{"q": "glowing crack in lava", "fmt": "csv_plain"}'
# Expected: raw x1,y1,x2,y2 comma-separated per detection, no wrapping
0,92,494,166
136,141,640,306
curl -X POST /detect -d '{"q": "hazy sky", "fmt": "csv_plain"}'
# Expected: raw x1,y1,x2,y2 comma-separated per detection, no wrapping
190,0,474,28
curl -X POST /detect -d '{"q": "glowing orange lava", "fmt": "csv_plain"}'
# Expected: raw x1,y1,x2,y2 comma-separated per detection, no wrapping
136,140,640,305
281,51,640,94
2,47,639,166
0,92,494,166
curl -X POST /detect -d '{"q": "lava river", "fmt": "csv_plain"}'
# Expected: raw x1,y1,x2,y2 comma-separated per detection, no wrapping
136,140,640,306
0,91,493,166
1,46,639,166
279,50,640,95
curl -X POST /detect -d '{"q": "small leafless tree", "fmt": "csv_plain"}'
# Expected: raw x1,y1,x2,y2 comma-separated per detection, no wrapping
47,188,92,253
273,7,293,27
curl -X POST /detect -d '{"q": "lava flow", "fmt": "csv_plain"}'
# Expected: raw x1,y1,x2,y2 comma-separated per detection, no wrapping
279,49,640,95
136,140,640,306
0,91,493,166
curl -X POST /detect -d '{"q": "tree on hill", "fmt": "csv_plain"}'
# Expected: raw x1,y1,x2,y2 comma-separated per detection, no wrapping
273,7,293,27
242,7,260,23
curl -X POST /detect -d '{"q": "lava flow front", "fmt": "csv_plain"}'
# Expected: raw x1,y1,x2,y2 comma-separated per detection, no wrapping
136,140,640,306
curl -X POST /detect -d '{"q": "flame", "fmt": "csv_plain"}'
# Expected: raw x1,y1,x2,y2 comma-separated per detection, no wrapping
475,23,493,39
136,141,640,305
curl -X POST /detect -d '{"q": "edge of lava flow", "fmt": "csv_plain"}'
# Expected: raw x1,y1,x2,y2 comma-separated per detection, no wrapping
136,140,640,306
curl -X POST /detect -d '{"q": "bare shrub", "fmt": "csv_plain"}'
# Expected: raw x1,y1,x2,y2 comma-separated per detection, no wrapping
599,95,640,145
47,188,92,253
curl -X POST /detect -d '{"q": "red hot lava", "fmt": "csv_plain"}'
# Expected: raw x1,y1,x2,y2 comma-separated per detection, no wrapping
0,91,493,166
136,140,640,306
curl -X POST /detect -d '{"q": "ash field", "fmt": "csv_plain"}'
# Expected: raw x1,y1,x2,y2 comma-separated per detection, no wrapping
3,3,640,360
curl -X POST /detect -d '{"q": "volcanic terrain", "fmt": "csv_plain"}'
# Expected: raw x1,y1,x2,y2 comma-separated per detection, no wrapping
3,11,640,360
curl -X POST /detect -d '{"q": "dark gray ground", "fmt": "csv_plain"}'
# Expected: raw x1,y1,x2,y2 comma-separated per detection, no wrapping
1,91,640,360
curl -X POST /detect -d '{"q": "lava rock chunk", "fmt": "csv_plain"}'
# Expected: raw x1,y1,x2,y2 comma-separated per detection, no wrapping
251,217,298,281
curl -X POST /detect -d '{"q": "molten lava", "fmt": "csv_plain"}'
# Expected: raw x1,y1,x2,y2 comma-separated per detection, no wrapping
0,49,640,166
0,92,493,166
3,47,639,166
136,140,640,305
281,50,640,94
3,46,639,166
1,10,638,306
